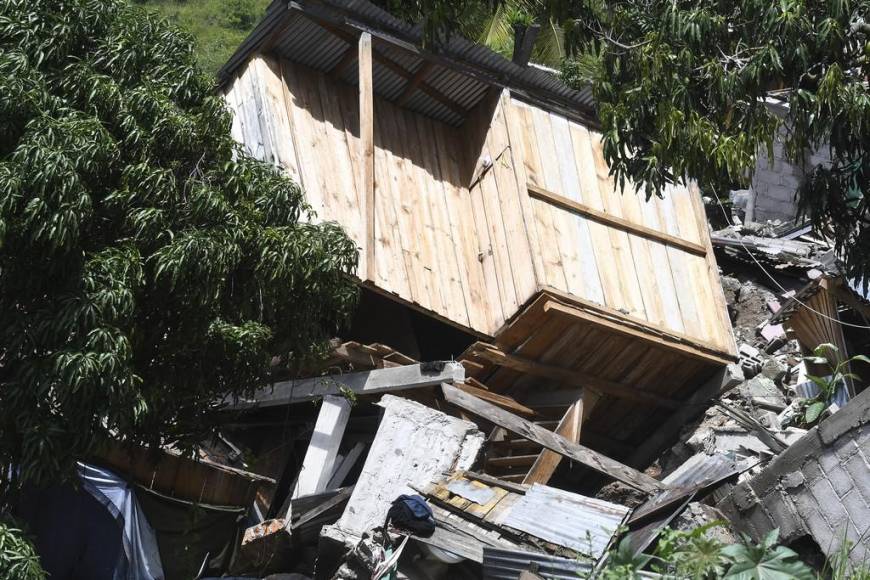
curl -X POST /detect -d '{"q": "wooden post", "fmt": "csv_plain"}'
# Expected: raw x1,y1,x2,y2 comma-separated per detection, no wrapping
292,395,352,500
522,399,583,485
359,32,375,282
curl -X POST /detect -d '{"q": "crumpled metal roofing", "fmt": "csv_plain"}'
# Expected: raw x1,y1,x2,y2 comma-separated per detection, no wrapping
497,483,629,559
218,0,594,126
482,547,592,580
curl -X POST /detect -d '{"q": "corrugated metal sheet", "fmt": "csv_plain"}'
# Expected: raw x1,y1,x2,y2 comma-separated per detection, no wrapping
218,0,595,127
499,484,629,559
482,547,592,580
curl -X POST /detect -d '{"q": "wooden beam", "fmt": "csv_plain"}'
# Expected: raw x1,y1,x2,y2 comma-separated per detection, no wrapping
467,342,681,409
522,399,582,485
359,32,376,282
292,395,352,500
315,21,467,117
326,441,366,489
442,384,665,494
226,362,465,409
396,62,433,106
541,296,735,366
455,382,537,417
527,184,707,257
626,364,743,468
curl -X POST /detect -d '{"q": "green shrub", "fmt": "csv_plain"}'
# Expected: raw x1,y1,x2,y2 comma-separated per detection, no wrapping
0,522,45,580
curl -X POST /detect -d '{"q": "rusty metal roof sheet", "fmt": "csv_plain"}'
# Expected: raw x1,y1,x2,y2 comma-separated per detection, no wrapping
218,0,594,127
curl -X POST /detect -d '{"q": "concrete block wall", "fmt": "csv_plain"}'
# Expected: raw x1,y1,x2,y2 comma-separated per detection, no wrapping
742,122,830,223
718,386,870,566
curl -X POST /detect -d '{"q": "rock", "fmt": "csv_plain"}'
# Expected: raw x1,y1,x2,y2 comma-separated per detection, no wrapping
739,375,787,409
671,502,738,545
761,358,788,384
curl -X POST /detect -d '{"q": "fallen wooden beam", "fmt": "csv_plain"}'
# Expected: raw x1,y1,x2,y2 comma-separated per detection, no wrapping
226,362,465,409
292,395,352,499
455,382,537,418
442,384,665,494
467,343,681,409
522,399,582,485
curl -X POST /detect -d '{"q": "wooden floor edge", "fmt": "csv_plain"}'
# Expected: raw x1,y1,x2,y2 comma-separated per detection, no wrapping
538,287,738,365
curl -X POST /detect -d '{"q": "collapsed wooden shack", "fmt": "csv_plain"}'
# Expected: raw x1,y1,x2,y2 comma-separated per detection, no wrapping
213,0,742,576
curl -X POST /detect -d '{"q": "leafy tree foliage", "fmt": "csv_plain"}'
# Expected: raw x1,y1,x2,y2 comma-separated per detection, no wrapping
0,0,358,488
385,0,870,285
0,521,45,580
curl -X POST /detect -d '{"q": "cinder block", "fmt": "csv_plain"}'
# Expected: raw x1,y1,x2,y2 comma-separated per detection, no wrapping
802,458,823,484
825,464,854,498
844,453,870,504
841,490,870,535
761,491,803,542
732,482,760,511
810,478,850,529
832,436,859,462
819,448,841,474
792,492,832,545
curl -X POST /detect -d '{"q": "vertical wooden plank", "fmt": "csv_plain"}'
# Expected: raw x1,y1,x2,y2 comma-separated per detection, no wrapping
687,182,736,353
258,55,302,182
501,94,545,290
489,96,540,305
657,183,703,339
532,107,584,298
569,122,625,314
513,103,567,292
588,133,647,319
414,115,471,328
549,113,605,306
433,123,495,333
359,32,375,282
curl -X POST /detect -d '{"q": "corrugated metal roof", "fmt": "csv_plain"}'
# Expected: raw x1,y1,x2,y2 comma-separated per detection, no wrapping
498,484,629,559
482,547,592,580
218,0,595,127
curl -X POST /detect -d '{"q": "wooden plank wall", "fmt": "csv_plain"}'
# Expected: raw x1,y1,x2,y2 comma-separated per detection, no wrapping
503,97,735,355
223,54,735,356
223,55,532,335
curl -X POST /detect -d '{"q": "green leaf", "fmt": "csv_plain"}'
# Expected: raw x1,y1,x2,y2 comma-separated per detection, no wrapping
804,401,826,424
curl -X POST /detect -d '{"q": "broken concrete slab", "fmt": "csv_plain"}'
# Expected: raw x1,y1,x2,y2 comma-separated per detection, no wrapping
739,375,787,409
335,395,484,537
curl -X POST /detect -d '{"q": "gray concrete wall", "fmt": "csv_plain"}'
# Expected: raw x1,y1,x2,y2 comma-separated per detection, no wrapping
750,138,830,223
718,387,870,565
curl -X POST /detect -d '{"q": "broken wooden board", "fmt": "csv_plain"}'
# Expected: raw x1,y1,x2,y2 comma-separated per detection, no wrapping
442,384,665,494
226,361,465,409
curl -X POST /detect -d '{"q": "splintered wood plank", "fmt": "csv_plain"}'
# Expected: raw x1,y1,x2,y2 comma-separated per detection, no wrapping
443,384,665,493
414,115,471,329
359,32,375,281
515,103,568,291
433,123,492,332
523,399,583,485
488,99,537,305
532,107,586,299
588,134,647,320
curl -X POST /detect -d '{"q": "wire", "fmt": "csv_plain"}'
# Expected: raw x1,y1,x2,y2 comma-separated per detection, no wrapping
713,194,870,330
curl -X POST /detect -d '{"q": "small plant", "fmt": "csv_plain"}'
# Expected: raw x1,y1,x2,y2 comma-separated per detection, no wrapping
720,530,814,580
798,344,869,426
653,521,727,578
0,521,46,580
